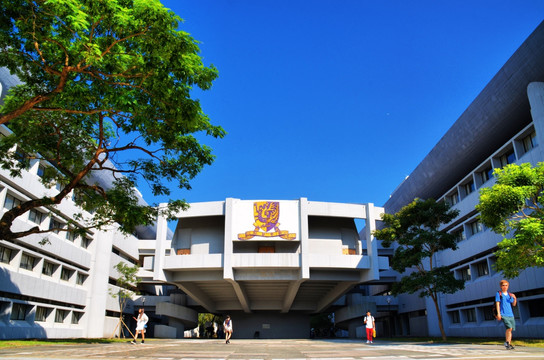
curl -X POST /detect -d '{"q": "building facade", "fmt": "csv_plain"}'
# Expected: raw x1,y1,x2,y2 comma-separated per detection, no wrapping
363,21,544,339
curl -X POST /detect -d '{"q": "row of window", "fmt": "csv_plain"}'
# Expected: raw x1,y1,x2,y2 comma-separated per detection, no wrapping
454,258,492,282
444,129,538,207
0,244,87,285
8,302,83,324
2,193,93,249
449,297,543,325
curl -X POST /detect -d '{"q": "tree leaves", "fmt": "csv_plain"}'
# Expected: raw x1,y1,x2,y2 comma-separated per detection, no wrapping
477,162,544,278
0,0,224,240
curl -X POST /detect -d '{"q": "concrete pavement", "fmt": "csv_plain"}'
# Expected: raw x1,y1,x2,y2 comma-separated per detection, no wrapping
0,338,543,360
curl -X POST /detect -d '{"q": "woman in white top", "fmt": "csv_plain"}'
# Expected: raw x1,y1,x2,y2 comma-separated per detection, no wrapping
223,315,233,344
132,308,149,344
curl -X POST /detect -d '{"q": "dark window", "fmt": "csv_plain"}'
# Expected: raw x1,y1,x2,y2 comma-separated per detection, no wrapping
10,303,28,320
49,219,64,234
528,298,544,317
4,194,22,210
452,228,466,243
446,192,459,206
459,267,471,281
60,267,73,281
470,221,483,236
0,246,13,264
55,309,67,323
450,311,460,324
29,209,43,224
465,308,476,322
82,237,92,249
71,311,83,324
522,131,538,153
37,164,46,177
483,306,495,321
463,181,475,195
42,262,55,276
480,167,493,183
476,261,489,277
35,306,49,322
499,150,516,167
76,273,87,285
20,253,36,270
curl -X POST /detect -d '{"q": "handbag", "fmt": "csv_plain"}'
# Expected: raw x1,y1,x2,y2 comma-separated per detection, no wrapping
372,329,376,338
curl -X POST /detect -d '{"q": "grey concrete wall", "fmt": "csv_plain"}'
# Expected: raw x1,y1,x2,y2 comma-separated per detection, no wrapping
225,311,310,339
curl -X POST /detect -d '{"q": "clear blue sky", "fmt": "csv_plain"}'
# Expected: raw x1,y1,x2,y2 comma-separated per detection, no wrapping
153,0,544,209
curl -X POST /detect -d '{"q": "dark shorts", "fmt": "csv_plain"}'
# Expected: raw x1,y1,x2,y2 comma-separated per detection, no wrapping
502,316,515,330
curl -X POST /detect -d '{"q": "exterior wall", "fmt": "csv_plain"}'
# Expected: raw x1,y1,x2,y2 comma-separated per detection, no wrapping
372,21,544,339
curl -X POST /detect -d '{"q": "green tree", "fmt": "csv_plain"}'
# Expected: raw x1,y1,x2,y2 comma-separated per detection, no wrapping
476,162,544,278
373,198,464,341
0,0,225,240
109,261,139,338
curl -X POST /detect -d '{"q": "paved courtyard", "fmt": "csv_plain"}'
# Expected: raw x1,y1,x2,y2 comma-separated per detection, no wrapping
0,339,543,360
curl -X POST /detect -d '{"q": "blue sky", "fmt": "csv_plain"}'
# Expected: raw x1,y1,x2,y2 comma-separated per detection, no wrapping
153,0,544,210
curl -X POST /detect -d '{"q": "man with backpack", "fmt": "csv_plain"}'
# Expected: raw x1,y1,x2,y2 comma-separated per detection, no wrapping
495,279,517,350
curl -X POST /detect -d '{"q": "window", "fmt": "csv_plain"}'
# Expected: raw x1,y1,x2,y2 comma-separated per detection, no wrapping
55,309,67,323
60,267,73,281
81,237,92,249
522,131,538,153
49,218,64,234
450,310,460,324
37,164,46,177
452,228,466,243
71,311,83,324
483,306,495,321
10,303,28,320
446,192,459,206
463,181,475,195
42,261,56,277
35,306,50,322
66,229,78,242
28,209,44,224
4,194,22,210
527,298,544,317
20,253,36,270
475,261,489,277
0,245,13,264
465,308,476,323
470,221,483,236
498,150,516,168
459,267,471,281
480,167,493,183
76,272,87,285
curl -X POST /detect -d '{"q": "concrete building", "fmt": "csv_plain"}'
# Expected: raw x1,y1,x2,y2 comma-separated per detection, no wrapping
143,198,388,338
355,20,544,339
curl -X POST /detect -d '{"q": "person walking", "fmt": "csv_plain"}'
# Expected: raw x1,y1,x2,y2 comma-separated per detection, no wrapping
131,308,149,344
363,311,375,344
495,279,517,350
223,315,233,344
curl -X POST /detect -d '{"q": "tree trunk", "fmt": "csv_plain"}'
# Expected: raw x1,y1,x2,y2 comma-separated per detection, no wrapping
430,293,447,341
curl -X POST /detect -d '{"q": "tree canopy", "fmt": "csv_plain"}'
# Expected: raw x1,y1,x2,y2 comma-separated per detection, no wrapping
476,162,544,278
0,0,225,240
373,198,464,340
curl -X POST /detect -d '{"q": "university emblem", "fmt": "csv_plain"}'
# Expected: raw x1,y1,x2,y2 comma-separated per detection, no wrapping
238,201,297,240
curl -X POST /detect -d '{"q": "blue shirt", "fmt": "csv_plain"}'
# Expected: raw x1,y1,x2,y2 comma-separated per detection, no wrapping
495,291,515,317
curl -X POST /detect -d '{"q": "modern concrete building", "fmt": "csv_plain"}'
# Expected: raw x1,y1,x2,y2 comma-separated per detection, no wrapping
355,20,544,339
141,198,388,338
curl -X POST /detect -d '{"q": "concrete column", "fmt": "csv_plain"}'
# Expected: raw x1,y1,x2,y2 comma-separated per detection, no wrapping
85,228,114,337
153,203,169,282
223,198,235,280
299,197,310,279
364,203,379,281
528,82,544,146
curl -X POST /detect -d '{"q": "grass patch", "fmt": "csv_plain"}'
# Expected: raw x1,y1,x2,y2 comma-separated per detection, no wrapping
0,338,132,349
